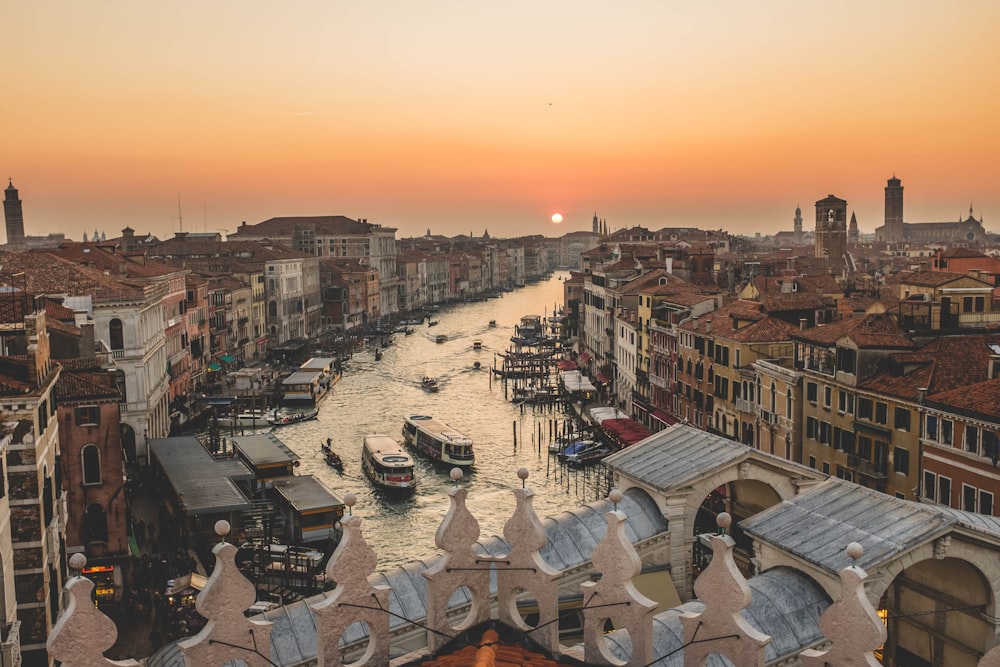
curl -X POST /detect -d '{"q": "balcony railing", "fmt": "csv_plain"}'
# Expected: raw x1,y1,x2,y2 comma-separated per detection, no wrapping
735,398,755,413
846,454,888,479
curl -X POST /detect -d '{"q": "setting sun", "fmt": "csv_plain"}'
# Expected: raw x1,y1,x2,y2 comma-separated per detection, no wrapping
551,213,563,224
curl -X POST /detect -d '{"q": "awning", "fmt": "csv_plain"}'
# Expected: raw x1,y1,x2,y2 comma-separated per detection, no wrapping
578,352,592,362
128,535,140,558
256,336,269,344
557,360,578,371
219,355,235,364
596,373,611,385
650,408,679,426
208,363,223,372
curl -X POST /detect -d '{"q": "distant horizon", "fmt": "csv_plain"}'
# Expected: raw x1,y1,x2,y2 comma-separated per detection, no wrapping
5,2,998,243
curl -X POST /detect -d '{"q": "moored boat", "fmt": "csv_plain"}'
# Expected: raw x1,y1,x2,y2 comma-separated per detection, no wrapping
215,410,273,428
401,414,475,467
362,434,415,494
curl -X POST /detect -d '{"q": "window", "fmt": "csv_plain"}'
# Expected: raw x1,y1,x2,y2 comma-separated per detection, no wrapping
786,390,793,417
923,471,936,500
966,425,980,454
938,476,952,506
808,456,816,469
893,447,909,475
963,484,977,512
981,490,994,516
858,397,873,420
858,436,872,460
109,318,124,351
926,415,938,441
75,406,100,426
819,421,831,445
807,417,818,440
824,386,832,408
985,431,999,463
941,419,953,445
836,347,857,374
894,407,910,431
82,445,102,486
822,461,830,475
807,382,818,403
875,402,888,425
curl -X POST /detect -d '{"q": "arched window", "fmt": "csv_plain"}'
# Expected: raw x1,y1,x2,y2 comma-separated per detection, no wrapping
268,301,278,318
786,389,793,417
770,382,777,413
109,318,124,351
82,445,101,485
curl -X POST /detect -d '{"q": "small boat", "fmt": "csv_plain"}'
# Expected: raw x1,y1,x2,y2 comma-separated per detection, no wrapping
268,408,320,426
435,334,448,344
472,361,482,370
558,439,611,466
362,434,415,494
374,349,383,361
472,339,483,350
402,415,474,467
427,320,439,327
488,320,497,328
321,440,344,472
421,376,440,392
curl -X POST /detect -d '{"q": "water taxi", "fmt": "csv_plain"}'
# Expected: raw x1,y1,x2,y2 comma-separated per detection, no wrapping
361,434,416,494
472,339,483,350
215,410,272,428
401,415,475,467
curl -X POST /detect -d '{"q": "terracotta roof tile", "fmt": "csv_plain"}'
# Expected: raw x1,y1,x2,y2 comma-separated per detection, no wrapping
792,313,914,348
927,377,1000,420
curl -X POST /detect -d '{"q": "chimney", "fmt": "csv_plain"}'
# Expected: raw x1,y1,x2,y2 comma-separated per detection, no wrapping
917,387,928,405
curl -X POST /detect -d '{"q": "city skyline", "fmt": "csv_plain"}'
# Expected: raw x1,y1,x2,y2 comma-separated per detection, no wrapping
4,1,999,242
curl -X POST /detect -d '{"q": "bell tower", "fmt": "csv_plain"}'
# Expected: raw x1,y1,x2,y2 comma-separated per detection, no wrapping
814,194,848,261
884,176,904,243
3,179,25,246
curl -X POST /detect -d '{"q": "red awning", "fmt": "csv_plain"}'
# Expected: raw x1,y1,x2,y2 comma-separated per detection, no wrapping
578,352,592,362
596,373,611,385
557,360,578,371
650,408,678,426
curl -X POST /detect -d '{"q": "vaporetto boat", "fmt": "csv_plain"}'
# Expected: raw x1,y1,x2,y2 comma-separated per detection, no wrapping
401,415,475,467
361,434,416,494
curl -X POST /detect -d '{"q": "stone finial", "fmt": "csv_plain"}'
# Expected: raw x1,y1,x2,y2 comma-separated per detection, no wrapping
344,492,357,515
680,531,771,667
581,509,658,666
215,519,230,541
311,514,391,667
609,488,623,509
178,540,273,666
47,556,139,667
801,545,886,667
422,484,490,653
497,485,560,653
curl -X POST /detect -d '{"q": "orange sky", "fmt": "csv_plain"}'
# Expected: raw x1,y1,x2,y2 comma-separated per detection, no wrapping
4,1,999,241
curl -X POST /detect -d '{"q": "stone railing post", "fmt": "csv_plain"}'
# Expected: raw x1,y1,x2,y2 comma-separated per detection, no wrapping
178,520,274,667
310,493,392,667
46,553,139,667
681,512,771,667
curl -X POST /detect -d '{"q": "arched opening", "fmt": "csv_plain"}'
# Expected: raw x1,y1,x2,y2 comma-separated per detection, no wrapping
82,444,101,485
268,301,278,318
109,318,124,351
694,478,781,578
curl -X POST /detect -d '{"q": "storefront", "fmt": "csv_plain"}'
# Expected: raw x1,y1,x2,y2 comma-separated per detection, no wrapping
81,563,124,608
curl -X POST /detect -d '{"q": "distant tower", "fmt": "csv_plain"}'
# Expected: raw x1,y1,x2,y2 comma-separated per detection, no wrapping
3,179,25,246
793,205,803,244
593,212,599,234
814,194,848,261
884,176,904,243
848,211,859,244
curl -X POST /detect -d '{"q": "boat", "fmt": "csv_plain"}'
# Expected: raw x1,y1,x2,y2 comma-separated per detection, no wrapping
427,320,439,327
402,415,475,467
374,349,383,361
558,439,611,466
215,410,272,428
488,320,497,328
472,361,482,370
472,339,483,350
435,334,448,344
361,434,415,494
421,376,440,392
268,408,320,426
321,441,344,472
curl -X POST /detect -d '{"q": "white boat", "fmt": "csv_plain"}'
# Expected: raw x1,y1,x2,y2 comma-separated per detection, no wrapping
421,376,441,392
362,434,416,494
472,339,483,350
215,410,273,428
401,415,475,467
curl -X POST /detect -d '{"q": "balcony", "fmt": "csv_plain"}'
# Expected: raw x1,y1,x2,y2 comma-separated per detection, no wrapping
846,454,888,479
735,398,754,413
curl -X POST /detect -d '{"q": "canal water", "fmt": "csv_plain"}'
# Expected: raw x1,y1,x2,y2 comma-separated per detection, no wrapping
268,272,610,571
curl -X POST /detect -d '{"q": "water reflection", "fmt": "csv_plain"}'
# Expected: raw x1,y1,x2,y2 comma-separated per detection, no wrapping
271,272,610,570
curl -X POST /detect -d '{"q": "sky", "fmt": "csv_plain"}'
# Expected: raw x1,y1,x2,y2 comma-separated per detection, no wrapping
3,1,999,242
